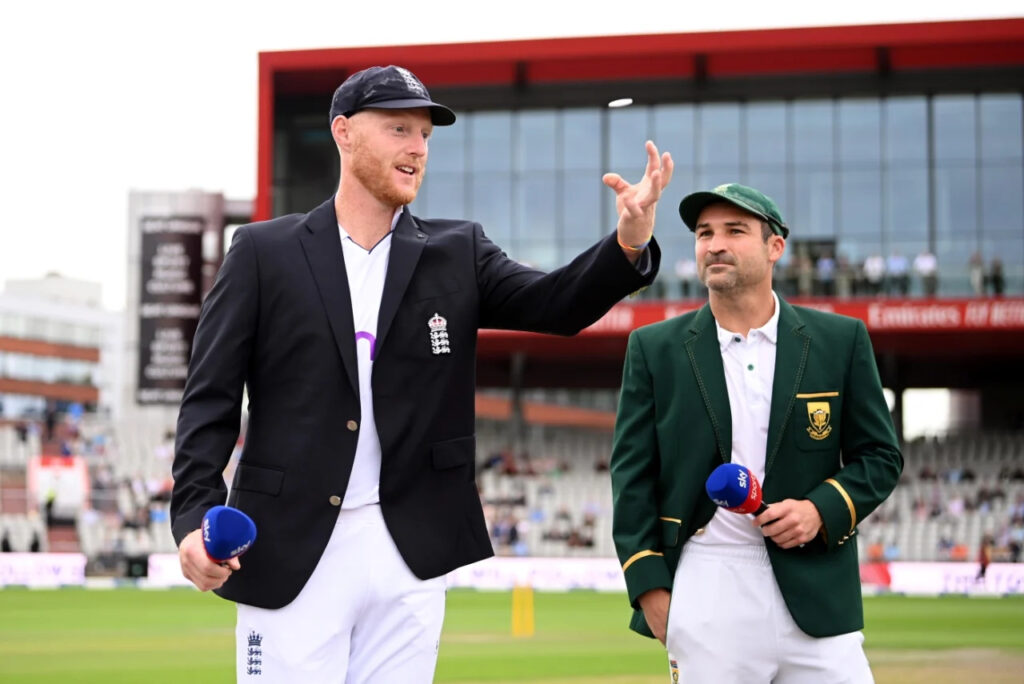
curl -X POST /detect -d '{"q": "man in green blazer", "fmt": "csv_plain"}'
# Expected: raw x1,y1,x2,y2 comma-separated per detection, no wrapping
610,183,902,682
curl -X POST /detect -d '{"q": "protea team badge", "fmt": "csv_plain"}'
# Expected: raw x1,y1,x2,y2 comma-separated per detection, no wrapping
806,401,832,440
428,313,451,355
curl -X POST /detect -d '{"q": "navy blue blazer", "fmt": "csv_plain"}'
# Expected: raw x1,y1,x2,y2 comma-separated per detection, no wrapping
171,197,660,608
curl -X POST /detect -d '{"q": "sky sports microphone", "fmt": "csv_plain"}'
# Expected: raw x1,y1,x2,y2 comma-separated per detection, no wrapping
706,463,769,516
202,505,257,564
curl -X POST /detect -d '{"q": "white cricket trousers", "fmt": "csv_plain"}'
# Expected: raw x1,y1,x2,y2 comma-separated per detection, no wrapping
235,503,446,683
665,543,873,683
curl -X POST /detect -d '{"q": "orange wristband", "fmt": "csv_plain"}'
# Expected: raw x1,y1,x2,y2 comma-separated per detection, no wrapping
617,234,652,253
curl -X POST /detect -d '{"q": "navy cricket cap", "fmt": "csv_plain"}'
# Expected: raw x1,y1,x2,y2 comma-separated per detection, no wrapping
329,65,456,126
679,183,789,238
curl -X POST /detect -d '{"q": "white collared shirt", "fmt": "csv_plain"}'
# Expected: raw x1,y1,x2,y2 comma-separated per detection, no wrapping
338,209,402,508
692,291,780,545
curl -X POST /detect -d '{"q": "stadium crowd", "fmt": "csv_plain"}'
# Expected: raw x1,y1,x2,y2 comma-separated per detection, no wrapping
1,413,1023,572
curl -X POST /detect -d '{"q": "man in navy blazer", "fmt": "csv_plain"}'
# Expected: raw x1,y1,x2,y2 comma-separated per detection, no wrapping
171,65,673,682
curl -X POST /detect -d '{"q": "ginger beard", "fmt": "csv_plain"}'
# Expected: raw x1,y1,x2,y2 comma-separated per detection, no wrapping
349,129,424,208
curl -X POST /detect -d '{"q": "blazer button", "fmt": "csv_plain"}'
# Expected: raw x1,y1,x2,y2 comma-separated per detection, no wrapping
694,527,706,536
346,420,358,432
329,495,342,506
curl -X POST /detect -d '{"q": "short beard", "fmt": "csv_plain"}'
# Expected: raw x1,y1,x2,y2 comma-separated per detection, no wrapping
350,135,421,207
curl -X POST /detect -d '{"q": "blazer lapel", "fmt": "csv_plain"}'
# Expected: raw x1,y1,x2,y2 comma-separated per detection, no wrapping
684,304,732,463
765,297,810,475
376,208,426,352
298,198,359,396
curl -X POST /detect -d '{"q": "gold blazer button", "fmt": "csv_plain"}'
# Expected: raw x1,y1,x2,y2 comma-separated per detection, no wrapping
694,527,706,536
329,495,342,506
346,420,358,432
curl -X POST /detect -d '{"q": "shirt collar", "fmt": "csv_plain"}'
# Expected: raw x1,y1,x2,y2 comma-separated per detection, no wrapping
338,207,403,248
715,291,781,350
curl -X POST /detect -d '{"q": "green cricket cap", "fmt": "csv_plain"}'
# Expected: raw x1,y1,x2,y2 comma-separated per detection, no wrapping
679,183,789,238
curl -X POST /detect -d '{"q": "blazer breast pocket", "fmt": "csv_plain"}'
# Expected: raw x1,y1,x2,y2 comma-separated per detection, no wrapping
794,392,841,452
413,277,461,302
231,462,285,496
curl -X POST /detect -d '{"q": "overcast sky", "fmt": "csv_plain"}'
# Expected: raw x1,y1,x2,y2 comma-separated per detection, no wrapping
1,0,1018,310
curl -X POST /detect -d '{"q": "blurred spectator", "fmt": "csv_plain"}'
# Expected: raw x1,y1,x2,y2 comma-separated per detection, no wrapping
976,535,994,581
867,540,885,562
835,255,855,298
674,257,698,298
863,254,886,296
913,250,938,297
988,258,1005,297
969,252,985,295
44,400,57,441
797,255,814,297
1,531,11,553
887,251,909,295
950,543,969,561
815,252,836,296
29,531,41,553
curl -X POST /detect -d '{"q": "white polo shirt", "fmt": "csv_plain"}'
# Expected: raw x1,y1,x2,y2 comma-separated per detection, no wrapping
691,291,780,545
338,210,401,509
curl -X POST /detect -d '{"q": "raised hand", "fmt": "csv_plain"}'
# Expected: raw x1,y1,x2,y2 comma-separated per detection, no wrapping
602,140,674,255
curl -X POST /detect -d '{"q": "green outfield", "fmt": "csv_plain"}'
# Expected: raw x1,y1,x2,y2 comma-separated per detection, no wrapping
1,588,1022,683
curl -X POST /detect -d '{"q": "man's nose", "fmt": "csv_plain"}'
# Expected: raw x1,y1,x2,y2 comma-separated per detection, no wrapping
408,136,427,156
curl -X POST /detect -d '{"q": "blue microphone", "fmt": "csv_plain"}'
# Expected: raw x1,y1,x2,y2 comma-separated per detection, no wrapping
706,463,769,516
202,505,257,563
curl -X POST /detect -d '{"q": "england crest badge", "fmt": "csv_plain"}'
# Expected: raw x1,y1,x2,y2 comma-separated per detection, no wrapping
428,313,451,355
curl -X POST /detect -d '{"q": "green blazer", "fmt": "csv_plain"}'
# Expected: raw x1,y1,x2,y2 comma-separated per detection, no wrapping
610,297,902,638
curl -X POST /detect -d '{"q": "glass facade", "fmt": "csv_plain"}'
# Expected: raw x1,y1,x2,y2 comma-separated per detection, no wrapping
0,352,97,386
408,93,1023,298
0,312,103,348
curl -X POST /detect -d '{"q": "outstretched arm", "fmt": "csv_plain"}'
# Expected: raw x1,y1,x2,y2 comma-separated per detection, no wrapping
603,140,674,263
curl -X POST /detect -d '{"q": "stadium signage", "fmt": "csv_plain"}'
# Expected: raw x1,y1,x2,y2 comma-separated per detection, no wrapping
0,553,87,587
557,298,1024,335
136,216,205,405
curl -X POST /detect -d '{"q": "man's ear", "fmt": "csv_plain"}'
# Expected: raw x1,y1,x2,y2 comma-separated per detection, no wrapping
331,115,353,152
768,236,786,265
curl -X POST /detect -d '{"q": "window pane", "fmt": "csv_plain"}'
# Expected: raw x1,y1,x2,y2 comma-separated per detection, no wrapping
886,167,929,240
472,173,512,246
427,120,465,173
980,94,1023,161
934,238,976,295
561,175,603,243
746,102,788,168
934,165,978,236
609,107,649,173
884,97,927,164
839,170,882,237
562,109,602,170
838,99,881,165
517,110,557,171
792,169,835,236
420,173,466,220
793,100,834,167
698,103,741,171
471,113,513,172
934,95,977,163
981,163,1024,233
515,175,558,267
653,104,695,168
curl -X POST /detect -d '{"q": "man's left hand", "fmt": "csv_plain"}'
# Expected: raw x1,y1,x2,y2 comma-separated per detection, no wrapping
754,499,823,549
603,140,674,259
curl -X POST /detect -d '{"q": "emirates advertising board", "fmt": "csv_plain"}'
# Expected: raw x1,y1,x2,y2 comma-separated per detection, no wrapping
137,216,204,405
